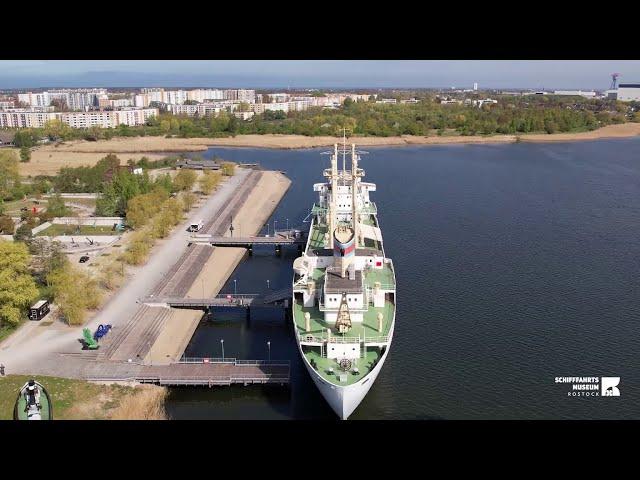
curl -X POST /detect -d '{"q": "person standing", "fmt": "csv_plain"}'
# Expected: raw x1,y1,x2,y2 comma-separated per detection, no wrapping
0,364,5,376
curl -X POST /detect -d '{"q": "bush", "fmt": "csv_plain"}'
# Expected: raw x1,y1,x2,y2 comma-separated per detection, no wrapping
221,162,235,176
0,216,14,234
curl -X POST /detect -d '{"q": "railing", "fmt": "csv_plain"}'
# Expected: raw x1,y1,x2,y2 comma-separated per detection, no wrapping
298,334,390,344
178,357,291,367
178,357,237,364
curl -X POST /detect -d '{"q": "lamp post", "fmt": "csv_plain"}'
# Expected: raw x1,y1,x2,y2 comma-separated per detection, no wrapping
233,279,237,296
267,279,270,290
267,341,271,361
221,339,224,361
274,220,278,235
286,218,289,231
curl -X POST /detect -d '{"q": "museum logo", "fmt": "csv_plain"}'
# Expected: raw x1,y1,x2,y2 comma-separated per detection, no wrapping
554,376,622,397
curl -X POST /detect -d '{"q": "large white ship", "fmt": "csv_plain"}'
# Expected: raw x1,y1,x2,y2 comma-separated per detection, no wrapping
291,141,396,419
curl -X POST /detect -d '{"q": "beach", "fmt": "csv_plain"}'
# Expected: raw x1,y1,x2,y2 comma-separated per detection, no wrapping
16,122,640,176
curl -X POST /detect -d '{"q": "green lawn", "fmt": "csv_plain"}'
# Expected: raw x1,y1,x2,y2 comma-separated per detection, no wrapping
36,224,118,236
2,198,48,216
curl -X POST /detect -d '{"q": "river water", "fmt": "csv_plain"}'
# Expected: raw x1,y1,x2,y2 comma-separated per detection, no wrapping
164,138,640,420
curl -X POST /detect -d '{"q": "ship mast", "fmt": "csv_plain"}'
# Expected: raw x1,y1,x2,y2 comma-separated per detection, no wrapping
351,143,361,248
328,143,338,245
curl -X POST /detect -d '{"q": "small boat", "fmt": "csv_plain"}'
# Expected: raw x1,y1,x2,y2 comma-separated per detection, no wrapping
13,379,53,420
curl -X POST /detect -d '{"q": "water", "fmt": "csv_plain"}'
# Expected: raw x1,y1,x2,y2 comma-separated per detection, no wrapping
165,139,640,420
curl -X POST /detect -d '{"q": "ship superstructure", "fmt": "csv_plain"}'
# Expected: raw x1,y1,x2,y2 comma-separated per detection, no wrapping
292,140,396,419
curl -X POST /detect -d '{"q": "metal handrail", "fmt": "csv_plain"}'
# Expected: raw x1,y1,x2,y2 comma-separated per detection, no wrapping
298,334,389,344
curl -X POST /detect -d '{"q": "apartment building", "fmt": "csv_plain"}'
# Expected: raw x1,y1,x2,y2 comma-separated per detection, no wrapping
0,108,158,129
166,102,236,116
61,108,158,128
0,109,58,128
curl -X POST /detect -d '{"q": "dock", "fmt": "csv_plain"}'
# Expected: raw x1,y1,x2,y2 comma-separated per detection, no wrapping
52,169,293,385
86,359,290,386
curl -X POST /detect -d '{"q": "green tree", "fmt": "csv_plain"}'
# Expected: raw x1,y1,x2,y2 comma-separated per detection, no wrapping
198,171,221,194
13,223,33,242
173,169,197,191
0,216,15,234
0,150,20,200
0,241,39,327
46,193,69,217
20,146,31,163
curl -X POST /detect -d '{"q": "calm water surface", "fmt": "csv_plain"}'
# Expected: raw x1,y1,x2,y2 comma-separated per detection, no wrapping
165,139,640,420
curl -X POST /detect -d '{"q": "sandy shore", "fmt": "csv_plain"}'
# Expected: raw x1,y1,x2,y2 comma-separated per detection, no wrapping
17,122,640,176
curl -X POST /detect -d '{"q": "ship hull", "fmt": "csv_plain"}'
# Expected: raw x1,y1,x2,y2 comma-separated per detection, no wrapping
295,312,395,420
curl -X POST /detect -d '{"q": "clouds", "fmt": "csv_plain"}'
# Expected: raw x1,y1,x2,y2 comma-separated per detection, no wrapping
0,60,638,89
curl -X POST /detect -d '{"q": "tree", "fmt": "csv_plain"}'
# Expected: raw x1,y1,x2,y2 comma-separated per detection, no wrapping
47,260,101,325
0,150,20,200
46,193,69,217
173,169,197,191
0,241,39,327
198,171,221,194
0,216,15,234
181,192,197,212
20,146,31,163
13,223,33,242
221,162,235,176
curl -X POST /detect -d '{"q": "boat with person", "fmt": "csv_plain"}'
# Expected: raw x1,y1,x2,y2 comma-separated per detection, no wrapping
13,379,53,420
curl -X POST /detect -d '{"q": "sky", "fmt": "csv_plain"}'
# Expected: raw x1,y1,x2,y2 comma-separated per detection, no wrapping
0,60,638,90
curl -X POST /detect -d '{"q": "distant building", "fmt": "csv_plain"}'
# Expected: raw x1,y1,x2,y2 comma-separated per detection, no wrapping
0,101,15,109
0,108,158,129
176,158,221,170
617,84,640,102
376,98,397,104
552,90,597,98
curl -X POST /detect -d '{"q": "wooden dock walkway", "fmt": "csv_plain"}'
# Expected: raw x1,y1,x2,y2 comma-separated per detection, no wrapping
85,359,290,386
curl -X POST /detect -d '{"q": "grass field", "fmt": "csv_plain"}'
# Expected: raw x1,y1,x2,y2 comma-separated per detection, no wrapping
0,375,167,420
36,224,118,236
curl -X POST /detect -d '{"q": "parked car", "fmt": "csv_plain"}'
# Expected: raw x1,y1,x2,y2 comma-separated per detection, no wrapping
79,256,90,263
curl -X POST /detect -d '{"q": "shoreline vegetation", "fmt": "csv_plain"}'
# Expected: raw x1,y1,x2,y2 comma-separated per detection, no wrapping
14,122,640,175
12,122,640,176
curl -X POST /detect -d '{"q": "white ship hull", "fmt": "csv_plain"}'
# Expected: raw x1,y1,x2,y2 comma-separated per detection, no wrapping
295,312,395,420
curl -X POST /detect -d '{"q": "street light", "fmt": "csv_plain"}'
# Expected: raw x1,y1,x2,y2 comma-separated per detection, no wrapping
233,279,237,296
274,220,278,234
267,279,270,290
267,341,271,361
221,339,224,361
286,218,289,231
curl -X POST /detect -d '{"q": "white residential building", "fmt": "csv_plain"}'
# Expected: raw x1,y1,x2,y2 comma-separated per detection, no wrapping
0,108,158,129
0,109,58,128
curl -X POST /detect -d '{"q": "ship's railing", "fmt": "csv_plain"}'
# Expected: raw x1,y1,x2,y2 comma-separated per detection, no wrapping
298,334,389,344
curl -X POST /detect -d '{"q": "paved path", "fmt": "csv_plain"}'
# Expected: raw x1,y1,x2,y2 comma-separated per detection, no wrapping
0,169,251,376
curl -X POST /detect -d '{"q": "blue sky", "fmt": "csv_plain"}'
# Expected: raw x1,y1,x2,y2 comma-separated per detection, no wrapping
0,60,638,90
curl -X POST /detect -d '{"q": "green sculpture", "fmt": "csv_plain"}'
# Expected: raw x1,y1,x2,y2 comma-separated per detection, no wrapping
82,328,99,350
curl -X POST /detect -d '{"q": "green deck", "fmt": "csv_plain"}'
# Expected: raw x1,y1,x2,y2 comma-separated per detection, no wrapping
306,348,381,385
294,300,394,339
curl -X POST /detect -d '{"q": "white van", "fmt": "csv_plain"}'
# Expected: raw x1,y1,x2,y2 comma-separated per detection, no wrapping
189,219,204,232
